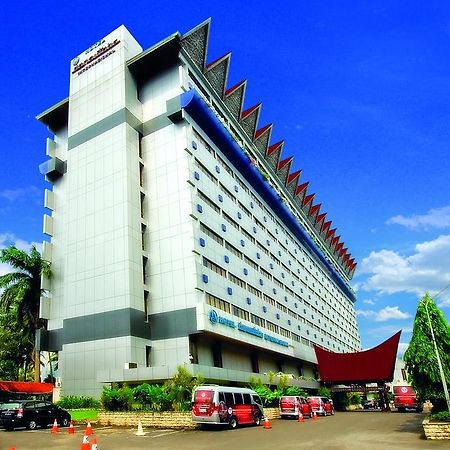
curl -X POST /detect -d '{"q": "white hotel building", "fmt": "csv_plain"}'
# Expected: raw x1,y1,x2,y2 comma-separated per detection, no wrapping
37,21,360,397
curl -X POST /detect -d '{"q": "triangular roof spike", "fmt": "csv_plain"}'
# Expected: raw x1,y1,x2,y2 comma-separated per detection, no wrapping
224,80,247,120
295,182,309,196
241,102,261,119
266,140,284,157
347,257,355,267
339,247,348,257
302,193,315,208
254,123,272,139
287,170,302,185
277,156,294,171
335,242,344,253
205,52,232,97
240,103,261,139
315,212,326,226
326,227,337,241
225,79,246,96
331,235,340,246
181,18,211,69
321,220,332,234
343,253,350,264
309,203,321,217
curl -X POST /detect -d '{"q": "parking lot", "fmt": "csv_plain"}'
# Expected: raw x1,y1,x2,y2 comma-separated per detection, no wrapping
1,411,448,450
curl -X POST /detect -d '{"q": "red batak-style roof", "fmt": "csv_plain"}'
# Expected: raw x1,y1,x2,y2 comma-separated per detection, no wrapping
314,331,401,384
0,381,54,394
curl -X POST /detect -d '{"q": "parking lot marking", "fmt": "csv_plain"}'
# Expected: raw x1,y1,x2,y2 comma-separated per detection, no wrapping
152,430,181,438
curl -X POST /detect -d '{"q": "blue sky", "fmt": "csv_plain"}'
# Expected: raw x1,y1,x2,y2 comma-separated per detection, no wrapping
1,1,449,354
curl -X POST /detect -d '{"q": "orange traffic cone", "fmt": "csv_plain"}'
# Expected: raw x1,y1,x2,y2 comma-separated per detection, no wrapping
263,416,272,429
80,434,91,450
84,421,93,435
298,412,304,422
91,437,98,450
312,411,318,421
51,418,59,433
68,420,75,434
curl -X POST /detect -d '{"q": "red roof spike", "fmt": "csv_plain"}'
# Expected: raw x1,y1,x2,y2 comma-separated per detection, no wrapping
287,170,302,185
343,254,350,264
241,103,261,119
277,156,294,171
309,203,321,217
206,52,232,69
267,140,284,156
316,212,326,225
295,182,309,196
321,220,332,234
225,79,246,96
302,193,315,208
254,124,272,139
327,228,337,241
331,235,340,246
347,257,355,267
336,242,344,253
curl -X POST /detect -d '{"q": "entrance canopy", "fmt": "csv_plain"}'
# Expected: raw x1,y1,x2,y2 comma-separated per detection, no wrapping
314,331,401,384
0,381,53,395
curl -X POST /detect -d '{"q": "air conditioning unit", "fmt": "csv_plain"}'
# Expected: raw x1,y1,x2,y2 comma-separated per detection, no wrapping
124,362,138,369
55,377,62,388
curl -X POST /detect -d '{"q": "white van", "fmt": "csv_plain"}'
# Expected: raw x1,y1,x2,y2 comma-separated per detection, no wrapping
192,385,264,428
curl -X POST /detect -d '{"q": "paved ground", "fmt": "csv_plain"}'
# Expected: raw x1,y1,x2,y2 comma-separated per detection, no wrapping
1,410,448,449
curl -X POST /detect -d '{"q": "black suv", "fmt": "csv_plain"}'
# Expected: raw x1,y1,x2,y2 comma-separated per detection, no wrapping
0,400,71,430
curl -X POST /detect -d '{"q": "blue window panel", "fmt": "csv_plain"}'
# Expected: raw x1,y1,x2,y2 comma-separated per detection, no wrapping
227,287,233,295
266,240,270,246
240,240,245,247
237,212,242,219
263,216,267,222
288,260,292,266
199,238,206,247
250,202,254,208
256,252,261,259
194,171,200,180
281,272,285,278
276,313,280,320
263,306,267,313
202,274,209,283
234,185,239,192
224,255,230,263
294,303,298,308
221,224,227,232
298,325,301,330
292,281,295,286
273,288,277,294
288,320,291,326
243,268,249,275
275,229,278,234
284,296,288,302
259,279,264,286
253,226,257,233
278,251,282,257
197,204,203,213
218,194,223,202
192,140,197,150
215,165,221,173
269,263,273,269
247,297,252,305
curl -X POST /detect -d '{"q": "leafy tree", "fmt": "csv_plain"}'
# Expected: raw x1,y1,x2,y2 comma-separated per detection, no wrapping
318,387,331,398
404,293,450,412
0,245,51,381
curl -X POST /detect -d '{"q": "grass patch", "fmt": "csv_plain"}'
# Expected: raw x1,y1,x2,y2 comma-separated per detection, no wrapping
68,409,98,422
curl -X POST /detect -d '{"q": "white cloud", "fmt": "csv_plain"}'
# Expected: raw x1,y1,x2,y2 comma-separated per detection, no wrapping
387,206,450,230
0,186,40,202
363,299,375,305
356,306,411,322
359,234,450,306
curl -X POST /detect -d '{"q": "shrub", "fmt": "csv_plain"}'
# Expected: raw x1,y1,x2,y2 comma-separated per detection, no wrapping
347,393,362,406
431,411,450,422
317,387,331,398
133,383,171,411
101,385,133,411
57,395,100,409
283,385,308,397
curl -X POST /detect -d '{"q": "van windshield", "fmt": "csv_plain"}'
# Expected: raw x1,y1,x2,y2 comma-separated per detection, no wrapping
194,390,214,403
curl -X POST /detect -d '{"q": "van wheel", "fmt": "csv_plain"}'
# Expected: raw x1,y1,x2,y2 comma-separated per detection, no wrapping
254,414,261,426
27,420,38,430
229,416,238,429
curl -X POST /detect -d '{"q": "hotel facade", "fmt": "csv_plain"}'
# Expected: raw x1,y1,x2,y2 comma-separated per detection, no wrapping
37,21,360,397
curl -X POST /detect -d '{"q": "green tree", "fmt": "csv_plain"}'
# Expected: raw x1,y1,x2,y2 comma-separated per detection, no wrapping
404,293,450,412
0,245,51,382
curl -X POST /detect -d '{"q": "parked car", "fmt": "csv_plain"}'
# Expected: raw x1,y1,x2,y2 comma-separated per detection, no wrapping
307,396,334,416
192,385,263,429
279,395,312,419
0,400,71,430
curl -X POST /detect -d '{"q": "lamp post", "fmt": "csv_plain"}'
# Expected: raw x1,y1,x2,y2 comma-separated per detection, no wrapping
424,298,450,413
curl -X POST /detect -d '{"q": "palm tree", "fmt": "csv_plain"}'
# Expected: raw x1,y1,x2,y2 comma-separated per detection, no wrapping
0,245,51,382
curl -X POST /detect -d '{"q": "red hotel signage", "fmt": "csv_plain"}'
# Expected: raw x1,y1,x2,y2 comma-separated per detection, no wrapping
72,39,121,76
